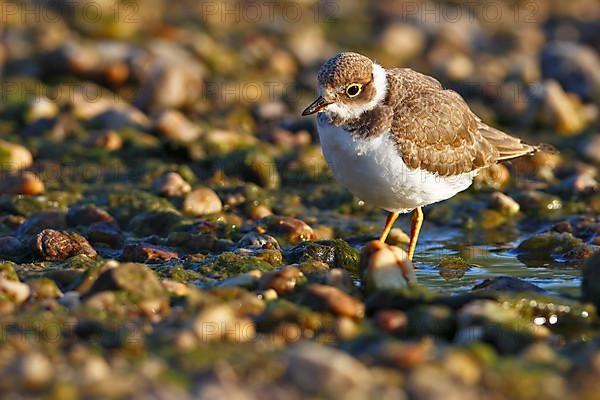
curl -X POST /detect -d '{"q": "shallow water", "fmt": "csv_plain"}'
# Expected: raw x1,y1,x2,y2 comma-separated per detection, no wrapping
411,225,582,296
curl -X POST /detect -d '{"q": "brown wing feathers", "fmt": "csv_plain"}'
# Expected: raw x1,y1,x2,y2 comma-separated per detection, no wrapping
385,69,536,176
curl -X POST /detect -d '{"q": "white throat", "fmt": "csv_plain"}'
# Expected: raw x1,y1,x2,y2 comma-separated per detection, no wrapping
325,63,388,121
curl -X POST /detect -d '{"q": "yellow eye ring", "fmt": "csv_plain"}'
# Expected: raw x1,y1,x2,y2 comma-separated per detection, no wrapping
345,83,362,97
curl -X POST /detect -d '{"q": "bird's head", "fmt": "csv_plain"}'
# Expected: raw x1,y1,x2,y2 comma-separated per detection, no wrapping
302,52,388,121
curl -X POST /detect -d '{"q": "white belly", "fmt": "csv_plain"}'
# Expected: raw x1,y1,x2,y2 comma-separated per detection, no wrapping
317,119,477,213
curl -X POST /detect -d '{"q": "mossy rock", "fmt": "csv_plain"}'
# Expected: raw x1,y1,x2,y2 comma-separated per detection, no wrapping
199,252,276,280
28,278,63,300
437,256,472,280
255,299,329,333
128,210,184,237
0,262,19,281
285,240,359,272
107,190,176,226
517,232,582,264
86,263,168,309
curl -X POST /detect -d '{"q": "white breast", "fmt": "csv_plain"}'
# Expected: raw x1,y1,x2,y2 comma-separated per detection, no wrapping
317,118,477,213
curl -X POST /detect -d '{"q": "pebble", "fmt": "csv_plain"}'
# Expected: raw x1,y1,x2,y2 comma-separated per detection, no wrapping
66,205,115,227
182,188,223,215
488,192,520,216
193,304,255,343
360,240,416,292
27,278,63,300
24,97,59,122
87,263,168,315
34,229,97,261
543,80,588,134
121,244,179,263
259,215,316,244
259,266,305,295
283,342,371,399
0,140,33,171
302,284,365,319
0,278,30,304
16,353,53,389
17,211,67,237
154,110,202,143
0,172,44,195
152,172,191,197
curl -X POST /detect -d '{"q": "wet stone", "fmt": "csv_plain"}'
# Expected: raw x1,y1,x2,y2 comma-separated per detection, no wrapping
0,172,44,195
300,284,365,319
152,172,191,197
472,276,547,294
182,188,223,216
87,222,123,248
34,229,97,261
17,211,67,237
283,342,372,399
286,239,359,270
259,266,306,295
259,216,317,244
27,278,63,300
66,205,115,227
360,240,416,292
121,243,179,263
0,236,23,260
86,263,169,314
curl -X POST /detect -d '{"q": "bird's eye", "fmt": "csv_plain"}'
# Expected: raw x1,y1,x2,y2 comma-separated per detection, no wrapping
345,83,362,97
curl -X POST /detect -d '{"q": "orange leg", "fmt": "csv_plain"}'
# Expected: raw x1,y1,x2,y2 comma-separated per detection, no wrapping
379,212,400,243
407,207,423,261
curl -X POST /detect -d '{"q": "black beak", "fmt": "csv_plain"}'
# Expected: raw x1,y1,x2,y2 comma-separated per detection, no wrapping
302,96,331,116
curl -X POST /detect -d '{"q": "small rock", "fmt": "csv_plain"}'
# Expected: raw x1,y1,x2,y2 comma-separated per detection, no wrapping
0,262,19,281
473,276,547,294
24,97,59,122
259,266,305,295
182,188,223,215
287,239,359,270
15,353,53,389
238,232,280,250
283,341,371,399
301,284,365,319
66,205,115,227
488,192,520,216
88,130,123,151
121,244,179,263
543,80,588,135
517,231,582,264
154,110,202,143
152,172,191,197
193,304,255,343
87,263,169,315
259,216,316,244
87,222,123,248
380,23,426,62
360,240,416,292
0,236,22,259
0,172,44,195
0,278,30,304
376,310,408,335
28,278,63,300
437,256,471,280
17,211,67,237
0,140,33,171
34,229,97,261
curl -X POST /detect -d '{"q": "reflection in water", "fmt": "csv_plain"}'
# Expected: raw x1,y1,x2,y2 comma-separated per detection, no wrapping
410,225,581,296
